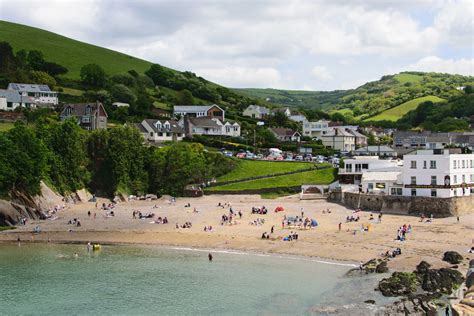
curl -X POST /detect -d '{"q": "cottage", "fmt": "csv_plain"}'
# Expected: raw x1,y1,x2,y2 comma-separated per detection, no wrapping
319,128,355,152
139,119,184,142
182,117,240,137
271,107,291,117
60,102,108,130
7,83,58,106
0,89,36,111
269,127,301,142
174,104,225,120
288,111,307,123
242,104,270,119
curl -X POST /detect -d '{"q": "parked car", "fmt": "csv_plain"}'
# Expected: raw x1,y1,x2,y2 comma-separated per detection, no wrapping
236,152,246,159
256,154,264,160
295,155,303,161
246,153,255,159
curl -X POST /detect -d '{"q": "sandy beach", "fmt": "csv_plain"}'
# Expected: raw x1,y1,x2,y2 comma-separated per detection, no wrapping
1,194,472,271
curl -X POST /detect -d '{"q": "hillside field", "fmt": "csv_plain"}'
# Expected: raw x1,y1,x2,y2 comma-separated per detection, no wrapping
365,96,445,122
208,167,336,191
217,160,317,182
393,73,423,84
0,20,153,79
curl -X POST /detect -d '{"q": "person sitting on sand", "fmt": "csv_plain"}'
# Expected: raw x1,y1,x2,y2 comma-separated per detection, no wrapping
369,214,374,221
261,232,267,239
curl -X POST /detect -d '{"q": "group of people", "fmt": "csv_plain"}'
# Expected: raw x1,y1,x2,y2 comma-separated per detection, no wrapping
396,224,412,241
281,215,317,229
68,218,81,227
382,247,402,258
132,210,154,219
420,213,434,223
283,231,299,241
154,216,168,224
251,206,268,214
250,218,265,226
203,226,213,232
176,222,192,229
101,203,116,211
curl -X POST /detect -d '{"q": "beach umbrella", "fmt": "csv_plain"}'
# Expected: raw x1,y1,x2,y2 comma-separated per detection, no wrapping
274,206,284,212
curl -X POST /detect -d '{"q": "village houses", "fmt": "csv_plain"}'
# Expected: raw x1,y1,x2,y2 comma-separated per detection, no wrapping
269,127,301,142
242,104,270,119
60,102,108,130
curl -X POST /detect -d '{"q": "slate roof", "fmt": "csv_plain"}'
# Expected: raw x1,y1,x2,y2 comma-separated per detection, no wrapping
188,117,221,127
0,89,35,103
269,127,299,137
60,103,107,117
354,146,395,153
143,119,184,133
8,83,54,93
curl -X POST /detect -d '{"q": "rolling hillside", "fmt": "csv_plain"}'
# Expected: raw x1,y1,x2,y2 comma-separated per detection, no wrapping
237,72,473,118
365,96,445,122
0,20,153,79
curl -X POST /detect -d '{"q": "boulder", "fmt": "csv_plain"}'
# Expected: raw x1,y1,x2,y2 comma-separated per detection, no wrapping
75,189,92,202
376,260,389,273
416,261,432,274
379,272,419,297
420,268,464,294
381,295,437,316
466,271,474,288
443,251,464,264
469,259,474,268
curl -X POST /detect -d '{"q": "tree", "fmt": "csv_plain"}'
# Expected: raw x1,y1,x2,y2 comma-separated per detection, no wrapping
27,50,45,71
177,89,194,104
6,123,48,195
30,71,57,88
80,64,106,87
0,41,16,74
145,64,173,86
111,84,137,105
42,62,68,77
0,133,15,196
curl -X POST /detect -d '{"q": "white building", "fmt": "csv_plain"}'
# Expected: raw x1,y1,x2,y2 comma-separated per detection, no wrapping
288,111,307,123
401,149,474,198
361,171,402,195
339,156,402,185
242,104,270,119
139,119,185,142
174,104,225,120
7,83,58,106
0,89,36,111
113,102,130,107
182,117,241,137
302,119,329,137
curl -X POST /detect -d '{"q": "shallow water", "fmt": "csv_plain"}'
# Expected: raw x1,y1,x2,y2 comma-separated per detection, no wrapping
0,243,393,315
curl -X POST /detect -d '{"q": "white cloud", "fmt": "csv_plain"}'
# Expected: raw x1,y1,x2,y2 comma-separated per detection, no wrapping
434,0,474,46
194,66,282,88
406,56,474,76
311,66,332,81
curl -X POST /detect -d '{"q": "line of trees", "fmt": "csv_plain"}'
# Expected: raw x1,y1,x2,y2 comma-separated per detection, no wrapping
0,120,236,198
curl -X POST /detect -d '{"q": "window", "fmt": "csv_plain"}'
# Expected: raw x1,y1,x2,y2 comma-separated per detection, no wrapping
376,183,386,189
362,164,369,170
345,164,352,172
430,161,436,169
411,189,416,196
453,161,457,169
391,188,402,196
149,132,153,136
411,176,416,185
431,189,437,197
462,175,465,183
462,160,465,168
368,183,374,190
410,161,417,169
355,164,362,172
454,175,457,184
423,161,427,169
431,176,437,185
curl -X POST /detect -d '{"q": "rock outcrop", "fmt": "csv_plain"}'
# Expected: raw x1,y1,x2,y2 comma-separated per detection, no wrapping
443,251,464,264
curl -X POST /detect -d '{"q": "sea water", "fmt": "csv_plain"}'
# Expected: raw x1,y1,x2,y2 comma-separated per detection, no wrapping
0,243,394,315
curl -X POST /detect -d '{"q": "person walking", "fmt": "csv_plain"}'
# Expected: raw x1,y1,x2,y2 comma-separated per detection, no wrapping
338,222,342,231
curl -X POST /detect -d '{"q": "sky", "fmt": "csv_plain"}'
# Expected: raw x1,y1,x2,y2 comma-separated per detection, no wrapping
1,0,473,91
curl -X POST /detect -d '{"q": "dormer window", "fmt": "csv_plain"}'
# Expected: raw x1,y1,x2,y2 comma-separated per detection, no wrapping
155,121,162,129
66,107,72,116
85,105,92,115
164,121,170,129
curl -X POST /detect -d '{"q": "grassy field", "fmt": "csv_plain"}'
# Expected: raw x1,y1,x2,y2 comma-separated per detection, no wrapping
60,87,84,96
0,226,16,231
393,73,423,84
0,20,154,79
365,96,445,122
208,168,336,191
216,160,315,182
0,122,14,132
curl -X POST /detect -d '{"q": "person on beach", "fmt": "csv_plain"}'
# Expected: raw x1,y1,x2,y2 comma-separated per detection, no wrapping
271,226,274,234
378,213,382,223
338,222,342,231
208,253,213,262
88,211,91,218
87,242,92,252
17,236,21,246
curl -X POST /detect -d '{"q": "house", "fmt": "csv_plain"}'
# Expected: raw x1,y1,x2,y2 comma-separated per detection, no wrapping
339,156,402,185
319,127,355,151
271,107,291,117
151,108,171,118
174,104,225,120
0,89,36,111
182,117,240,137
288,111,307,123
401,149,474,198
139,119,184,142
7,83,58,106
348,129,368,147
269,128,301,142
302,119,330,137
60,102,108,130
112,102,129,107
361,170,402,195
353,146,396,157
243,104,270,119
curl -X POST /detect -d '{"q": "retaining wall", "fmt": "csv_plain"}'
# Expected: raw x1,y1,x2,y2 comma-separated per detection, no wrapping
328,191,474,217
204,186,301,196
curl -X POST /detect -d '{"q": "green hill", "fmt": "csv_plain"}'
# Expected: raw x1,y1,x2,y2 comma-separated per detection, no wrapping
365,96,446,122
238,72,473,119
0,20,153,79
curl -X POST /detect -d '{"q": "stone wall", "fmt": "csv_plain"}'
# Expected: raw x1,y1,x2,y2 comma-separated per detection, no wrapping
328,191,474,218
205,186,301,196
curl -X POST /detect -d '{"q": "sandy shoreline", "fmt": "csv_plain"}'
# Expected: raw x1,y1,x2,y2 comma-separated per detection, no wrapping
1,194,472,271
